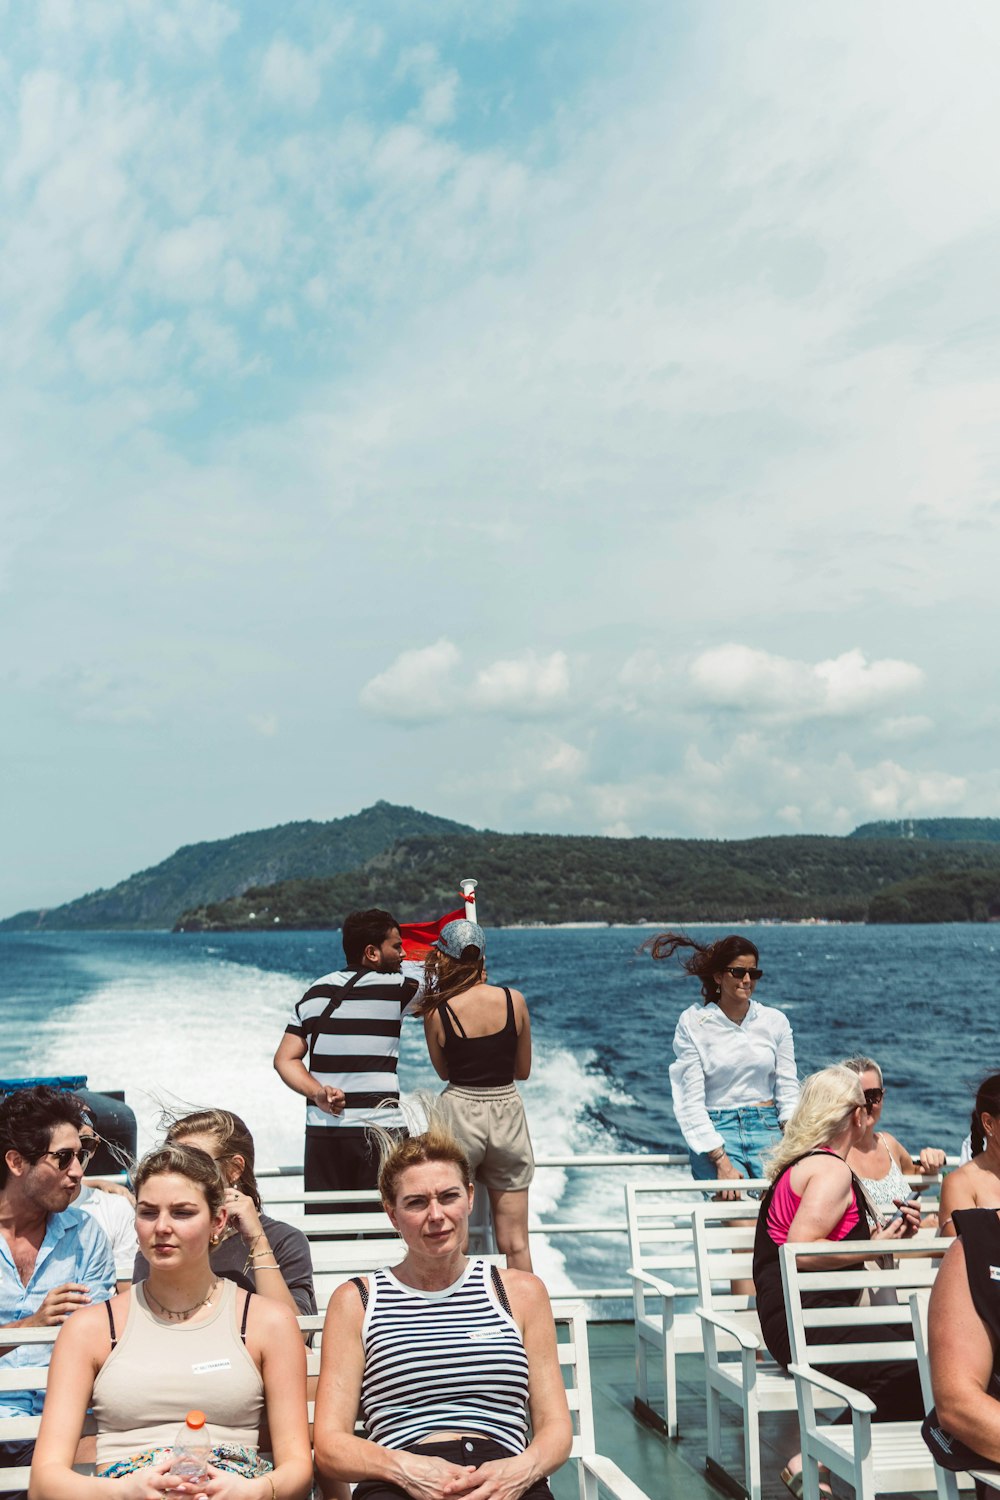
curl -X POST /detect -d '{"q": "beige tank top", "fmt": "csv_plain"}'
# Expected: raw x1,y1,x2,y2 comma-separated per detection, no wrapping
93,1279,264,1466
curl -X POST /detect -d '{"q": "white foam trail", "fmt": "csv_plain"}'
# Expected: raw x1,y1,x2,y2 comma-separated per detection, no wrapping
33,949,631,1299
32,955,307,1166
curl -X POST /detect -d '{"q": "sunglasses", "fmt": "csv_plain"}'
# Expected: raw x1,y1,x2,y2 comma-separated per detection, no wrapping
39,1146,95,1171
724,966,763,982
863,1087,885,1109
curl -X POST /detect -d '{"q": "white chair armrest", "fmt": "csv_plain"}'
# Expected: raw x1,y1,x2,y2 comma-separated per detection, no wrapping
696,1306,760,1350
627,1266,678,1298
787,1362,876,1413
581,1453,654,1500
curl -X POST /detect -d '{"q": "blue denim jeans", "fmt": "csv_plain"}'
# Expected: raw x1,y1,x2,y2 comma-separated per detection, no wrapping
689,1104,782,1183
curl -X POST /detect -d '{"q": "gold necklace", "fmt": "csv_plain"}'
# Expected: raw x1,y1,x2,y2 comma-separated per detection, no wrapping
145,1278,219,1322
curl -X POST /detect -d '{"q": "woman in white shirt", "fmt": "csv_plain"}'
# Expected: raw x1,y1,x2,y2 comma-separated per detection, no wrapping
650,931,799,1194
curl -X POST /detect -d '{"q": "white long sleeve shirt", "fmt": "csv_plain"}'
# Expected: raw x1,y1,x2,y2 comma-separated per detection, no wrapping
669,999,800,1156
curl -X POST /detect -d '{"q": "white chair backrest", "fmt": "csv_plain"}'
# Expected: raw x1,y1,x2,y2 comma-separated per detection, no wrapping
627,1181,767,1300
780,1238,949,1370
691,1200,761,1322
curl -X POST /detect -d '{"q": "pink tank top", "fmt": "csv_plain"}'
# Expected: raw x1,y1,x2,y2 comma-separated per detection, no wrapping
766,1147,860,1244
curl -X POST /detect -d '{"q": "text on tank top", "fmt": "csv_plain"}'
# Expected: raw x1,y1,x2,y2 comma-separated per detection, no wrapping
440,988,519,1088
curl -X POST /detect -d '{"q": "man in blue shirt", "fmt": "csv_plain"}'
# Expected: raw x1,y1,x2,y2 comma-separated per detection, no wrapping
0,1086,116,1489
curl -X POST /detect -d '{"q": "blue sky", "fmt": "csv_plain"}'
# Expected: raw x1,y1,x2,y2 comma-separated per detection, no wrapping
2,0,999,914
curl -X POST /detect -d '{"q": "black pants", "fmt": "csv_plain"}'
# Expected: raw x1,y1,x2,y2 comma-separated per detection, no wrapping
763,1309,924,1423
0,1437,35,1500
353,1437,554,1500
304,1128,406,1216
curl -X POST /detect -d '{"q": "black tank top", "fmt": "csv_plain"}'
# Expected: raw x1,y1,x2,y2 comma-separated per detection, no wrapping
953,1209,1000,1365
440,987,518,1088
752,1148,870,1369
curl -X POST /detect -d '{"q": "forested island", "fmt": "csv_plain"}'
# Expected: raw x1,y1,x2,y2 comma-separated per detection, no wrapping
5,808,1000,932
174,824,1000,930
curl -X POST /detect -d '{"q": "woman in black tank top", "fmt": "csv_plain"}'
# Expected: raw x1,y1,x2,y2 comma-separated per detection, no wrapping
418,920,535,1271
925,1208,1000,1478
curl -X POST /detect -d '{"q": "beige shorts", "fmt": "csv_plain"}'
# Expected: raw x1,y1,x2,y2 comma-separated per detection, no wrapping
439,1083,534,1193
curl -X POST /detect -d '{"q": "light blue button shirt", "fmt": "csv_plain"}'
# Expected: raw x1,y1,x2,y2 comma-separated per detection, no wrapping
0,1203,116,1416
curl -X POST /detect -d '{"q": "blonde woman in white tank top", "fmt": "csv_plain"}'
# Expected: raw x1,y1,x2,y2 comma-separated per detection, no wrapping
31,1144,312,1500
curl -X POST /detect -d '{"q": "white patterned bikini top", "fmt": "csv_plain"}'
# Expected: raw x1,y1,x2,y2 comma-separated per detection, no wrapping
855,1135,910,1228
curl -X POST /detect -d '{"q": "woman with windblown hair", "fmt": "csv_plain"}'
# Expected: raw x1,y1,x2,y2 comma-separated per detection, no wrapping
418,919,534,1271
649,930,799,1194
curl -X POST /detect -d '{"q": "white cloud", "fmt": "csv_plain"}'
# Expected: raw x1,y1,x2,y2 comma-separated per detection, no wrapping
689,645,924,721
360,645,573,725
260,37,322,110
359,639,461,724
471,650,570,718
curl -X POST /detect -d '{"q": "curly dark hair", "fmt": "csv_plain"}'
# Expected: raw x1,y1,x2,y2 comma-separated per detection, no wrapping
0,1086,88,1187
342,908,400,968
644,930,760,1004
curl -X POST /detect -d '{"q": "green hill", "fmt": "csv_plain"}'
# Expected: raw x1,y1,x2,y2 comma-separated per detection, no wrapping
849,818,1000,842
174,829,1000,930
0,803,474,931
868,868,1000,923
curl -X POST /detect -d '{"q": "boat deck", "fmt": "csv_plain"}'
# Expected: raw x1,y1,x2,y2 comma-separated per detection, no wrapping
553,1323,810,1500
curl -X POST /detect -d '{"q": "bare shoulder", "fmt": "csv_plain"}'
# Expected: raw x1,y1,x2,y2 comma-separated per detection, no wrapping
498,1268,552,1319
792,1151,851,1190
323,1277,367,1327
247,1291,300,1338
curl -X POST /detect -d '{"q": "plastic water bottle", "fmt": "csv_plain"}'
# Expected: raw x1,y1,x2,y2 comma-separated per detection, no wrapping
171,1410,212,1484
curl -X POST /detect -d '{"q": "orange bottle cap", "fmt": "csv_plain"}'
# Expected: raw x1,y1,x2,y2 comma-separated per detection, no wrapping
185,1411,207,1430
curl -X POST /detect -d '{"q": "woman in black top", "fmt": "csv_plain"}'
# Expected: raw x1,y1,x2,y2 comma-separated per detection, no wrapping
419,920,534,1270
927,1209,1000,1476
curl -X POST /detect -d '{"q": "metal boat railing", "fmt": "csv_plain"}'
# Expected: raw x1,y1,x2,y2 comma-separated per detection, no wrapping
257,1151,951,1310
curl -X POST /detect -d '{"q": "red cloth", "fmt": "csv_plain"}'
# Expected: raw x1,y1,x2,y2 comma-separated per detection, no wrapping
398,907,467,961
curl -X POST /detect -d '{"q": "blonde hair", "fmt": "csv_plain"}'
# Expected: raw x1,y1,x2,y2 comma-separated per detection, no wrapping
764,1065,865,1180
840,1055,883,1087
366,1111,472,1207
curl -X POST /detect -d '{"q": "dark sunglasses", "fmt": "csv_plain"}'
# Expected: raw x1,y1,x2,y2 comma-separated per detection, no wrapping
39,1146,94,1171
863,1087,885,1110
724,966,763,982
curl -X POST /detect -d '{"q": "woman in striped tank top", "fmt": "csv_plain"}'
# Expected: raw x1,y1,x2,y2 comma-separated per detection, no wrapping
313,1126,571,1500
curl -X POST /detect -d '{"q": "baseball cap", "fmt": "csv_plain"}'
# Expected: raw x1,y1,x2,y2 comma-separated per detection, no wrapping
433,919,486,961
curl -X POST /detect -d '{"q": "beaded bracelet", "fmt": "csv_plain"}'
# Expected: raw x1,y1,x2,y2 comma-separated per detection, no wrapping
253,1260,280,1270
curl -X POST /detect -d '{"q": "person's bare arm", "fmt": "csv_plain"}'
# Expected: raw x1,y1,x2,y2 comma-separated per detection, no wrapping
786,1157,919,1268
273,1032,345,1115
513,992,531,1082
423,1013,450,1081
930,1238,1000,1458
252,1299,314,1500
457,1272,572,1500
939,1164,978,1237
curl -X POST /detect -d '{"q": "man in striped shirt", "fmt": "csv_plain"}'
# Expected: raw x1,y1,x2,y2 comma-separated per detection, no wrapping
274,909,420,1210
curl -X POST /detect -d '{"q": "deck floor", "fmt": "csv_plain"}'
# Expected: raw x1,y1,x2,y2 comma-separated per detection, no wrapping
551,1323,806,1500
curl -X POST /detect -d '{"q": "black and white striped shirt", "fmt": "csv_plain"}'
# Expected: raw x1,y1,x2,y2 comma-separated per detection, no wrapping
286,968,419,1130
359,1259,530,1453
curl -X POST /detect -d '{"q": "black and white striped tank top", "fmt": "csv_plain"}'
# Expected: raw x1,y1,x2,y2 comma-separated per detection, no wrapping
359,1258,530,1454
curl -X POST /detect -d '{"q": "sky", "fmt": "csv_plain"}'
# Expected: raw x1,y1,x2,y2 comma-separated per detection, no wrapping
2,0,999,915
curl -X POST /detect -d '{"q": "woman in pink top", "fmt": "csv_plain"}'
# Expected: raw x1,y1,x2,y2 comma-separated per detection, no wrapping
752,1066,923,1500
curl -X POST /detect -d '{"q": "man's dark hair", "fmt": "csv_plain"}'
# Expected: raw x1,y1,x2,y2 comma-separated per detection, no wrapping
342,908,399,968
0,1086,88,1187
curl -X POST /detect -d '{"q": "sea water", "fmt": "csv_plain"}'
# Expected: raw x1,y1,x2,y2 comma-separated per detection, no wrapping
1,923,997,1295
